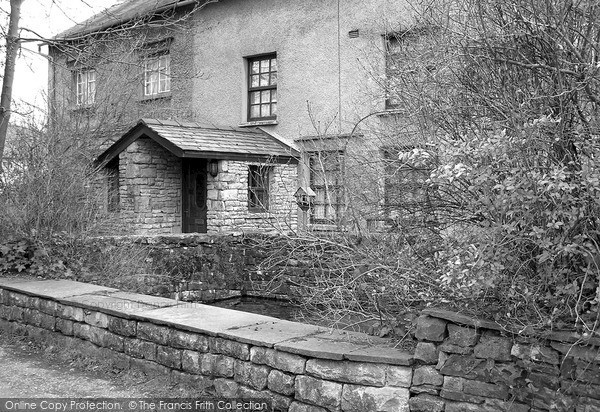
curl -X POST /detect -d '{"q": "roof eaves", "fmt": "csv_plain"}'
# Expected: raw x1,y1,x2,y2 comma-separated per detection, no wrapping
54,0,200,41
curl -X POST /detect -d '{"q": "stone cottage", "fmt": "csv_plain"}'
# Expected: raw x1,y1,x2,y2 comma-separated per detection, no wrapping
49,0,420,234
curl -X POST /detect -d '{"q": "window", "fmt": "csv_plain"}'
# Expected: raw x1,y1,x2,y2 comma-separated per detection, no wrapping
248,165,271,211
309,151,345,224
106,158,120,212
383,147,431,222
75,69,96,106
384,29,438,110
248,55,277,120
144,54,171,97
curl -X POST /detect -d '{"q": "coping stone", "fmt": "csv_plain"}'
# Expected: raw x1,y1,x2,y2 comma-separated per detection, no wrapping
345,345,414,366
108,291,180,308
219,319,325,347
314,330,389,346
422,308,501,331
274,336,368,360
0,280,117,300
60,294,162,318
134,304,279,336
0,278,36,286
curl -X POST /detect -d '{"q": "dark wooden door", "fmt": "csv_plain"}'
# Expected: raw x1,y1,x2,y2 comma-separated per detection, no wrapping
182,159,208,233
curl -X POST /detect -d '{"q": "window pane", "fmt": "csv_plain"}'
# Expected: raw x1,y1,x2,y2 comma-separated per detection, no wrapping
270,72,277,85
260,59,270,72
251,61,260,74
250,91,261,104
271,90,277,102
270,58,277,71
250,105,260,118
261,90,270,103
261,104,271,117
259,74,269,87
271,103,277,115
251,75,260,88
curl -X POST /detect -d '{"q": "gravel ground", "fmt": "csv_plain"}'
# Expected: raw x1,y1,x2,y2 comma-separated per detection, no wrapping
0,331,204,398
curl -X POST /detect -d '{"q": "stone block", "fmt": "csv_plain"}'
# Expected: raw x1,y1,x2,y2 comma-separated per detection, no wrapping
169,330,209,352
210,337,250,360
511,343,559,365
414,342,438,364
270,393,293,412
9,292,30,307
214,378,239,397
444,402,482,412
102,331,125,352
341,384,410,412
107,317,137,337
250,346,306,373
474,332,512,361
124,338,157,361
130,357,172,377
156,345,182,369
182,350,201,374
56,318,74,336
58,304,85,322
288,402,328,412
305,359,385,386
295,375,342,410
171,371,213,392
483,399,530,412
386,365,412,388
84,311,109,328
576,360,600,385
442,376,508,402
550,342,600,364
413,366,443,387
36,299,58,316
415,315,447,342
234,360,270,390
408,394,445,412
137,322,170,345
268,369,295,396
439,343,474,355
447,324,480,347
7,306,24,322
200,353,235,378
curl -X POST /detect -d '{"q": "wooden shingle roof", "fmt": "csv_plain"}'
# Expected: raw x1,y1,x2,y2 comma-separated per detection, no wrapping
96,118,300,165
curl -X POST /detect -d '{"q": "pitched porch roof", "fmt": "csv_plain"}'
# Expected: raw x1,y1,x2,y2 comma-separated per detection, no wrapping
95,118,300,166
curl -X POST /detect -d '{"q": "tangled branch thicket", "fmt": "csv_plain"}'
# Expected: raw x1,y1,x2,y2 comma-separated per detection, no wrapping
258,0,600,337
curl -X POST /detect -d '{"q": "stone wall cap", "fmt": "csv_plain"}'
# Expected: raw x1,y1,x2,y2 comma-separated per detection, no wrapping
274,336,369,360
345,345,413,366
0,279,118,300
60,294,167,318
218,319,325,348
422,308,502,331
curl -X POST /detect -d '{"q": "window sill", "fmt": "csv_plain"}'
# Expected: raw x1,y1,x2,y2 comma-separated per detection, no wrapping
71,104,96,113
140,93,172,103
239,120,278,127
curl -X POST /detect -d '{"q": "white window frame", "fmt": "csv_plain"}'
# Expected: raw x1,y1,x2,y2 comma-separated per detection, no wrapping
75,69,96,106
144,54,171,97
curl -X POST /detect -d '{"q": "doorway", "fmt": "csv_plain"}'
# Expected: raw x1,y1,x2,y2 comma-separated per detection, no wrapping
182,159,208,233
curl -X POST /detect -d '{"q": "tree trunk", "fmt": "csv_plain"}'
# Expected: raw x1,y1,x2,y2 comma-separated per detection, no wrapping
0,0,25,173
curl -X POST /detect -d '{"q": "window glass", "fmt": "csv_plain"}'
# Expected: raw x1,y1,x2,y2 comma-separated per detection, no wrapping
248,165,271,211
75,69,96,106
144,54,171,97
248,54,277,120
309,151,345,224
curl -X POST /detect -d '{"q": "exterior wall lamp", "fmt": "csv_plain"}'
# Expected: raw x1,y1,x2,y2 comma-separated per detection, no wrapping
208,159,219,177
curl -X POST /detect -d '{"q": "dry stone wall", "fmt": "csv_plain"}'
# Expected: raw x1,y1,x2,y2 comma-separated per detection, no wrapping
0,279,412,412
1,278,599,411
410,309,600,412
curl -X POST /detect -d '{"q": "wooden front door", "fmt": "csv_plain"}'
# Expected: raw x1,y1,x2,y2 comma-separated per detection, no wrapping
182,159,208,233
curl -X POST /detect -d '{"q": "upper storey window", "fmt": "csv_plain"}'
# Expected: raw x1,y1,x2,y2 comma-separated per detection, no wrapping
75,68,96,106
248,54,277,121
144,54,171,97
